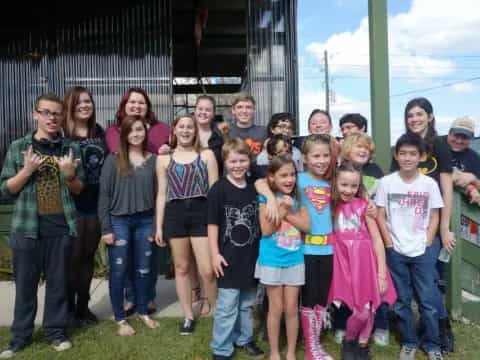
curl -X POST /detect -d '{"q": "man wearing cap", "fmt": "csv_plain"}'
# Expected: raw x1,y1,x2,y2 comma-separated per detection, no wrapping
445,116,480,204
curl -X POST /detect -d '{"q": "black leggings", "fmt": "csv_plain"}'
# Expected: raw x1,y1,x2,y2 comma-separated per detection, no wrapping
301,255,333,308
67,215,101,315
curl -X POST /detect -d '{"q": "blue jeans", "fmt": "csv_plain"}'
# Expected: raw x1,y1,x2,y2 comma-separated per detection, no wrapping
428,237,448,320
108,211,154,320
374,303,390,331
211,287,257,357
124,243,160,306
386,246,441,352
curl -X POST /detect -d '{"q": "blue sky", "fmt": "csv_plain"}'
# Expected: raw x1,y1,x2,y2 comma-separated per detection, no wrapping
297,0,480,142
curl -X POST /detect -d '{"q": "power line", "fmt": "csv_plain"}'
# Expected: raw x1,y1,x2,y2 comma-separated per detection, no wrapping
331,76,480,107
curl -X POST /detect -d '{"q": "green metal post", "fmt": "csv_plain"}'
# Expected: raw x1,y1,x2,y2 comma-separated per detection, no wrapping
368,0,391,172
447,191,463,319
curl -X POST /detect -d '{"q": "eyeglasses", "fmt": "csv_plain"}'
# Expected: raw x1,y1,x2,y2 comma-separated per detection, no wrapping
274,123,293,130
36,109,63,119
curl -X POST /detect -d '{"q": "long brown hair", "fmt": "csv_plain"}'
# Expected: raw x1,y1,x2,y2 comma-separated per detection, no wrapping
267,154,299,201
63,86,96,138
117,115,149,176
169,114,201,153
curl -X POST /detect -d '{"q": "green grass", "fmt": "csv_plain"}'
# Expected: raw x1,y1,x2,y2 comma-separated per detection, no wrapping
0,319,479,359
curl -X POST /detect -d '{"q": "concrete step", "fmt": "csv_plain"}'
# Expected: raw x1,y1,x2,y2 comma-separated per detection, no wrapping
0,276,186,326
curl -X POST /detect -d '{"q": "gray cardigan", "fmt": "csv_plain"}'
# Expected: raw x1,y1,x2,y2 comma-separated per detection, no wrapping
98,154,157,235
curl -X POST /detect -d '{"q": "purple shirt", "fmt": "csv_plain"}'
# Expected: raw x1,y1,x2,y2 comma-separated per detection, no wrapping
105,121,170,154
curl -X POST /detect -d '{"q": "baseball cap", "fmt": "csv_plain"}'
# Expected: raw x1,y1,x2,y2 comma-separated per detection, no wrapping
450,116,475,138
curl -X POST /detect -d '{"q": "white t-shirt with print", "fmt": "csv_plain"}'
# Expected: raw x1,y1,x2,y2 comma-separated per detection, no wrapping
375,172,444,257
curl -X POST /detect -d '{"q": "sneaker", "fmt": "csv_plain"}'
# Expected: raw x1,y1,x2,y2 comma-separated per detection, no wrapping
235,342,264,359
427,350,444,360
0,349,16,359
179,318,195,335
341,340,358,360
399,345,416,360
373,328,390,346
51,340,72,352
334,329,346,344
357,345,372,360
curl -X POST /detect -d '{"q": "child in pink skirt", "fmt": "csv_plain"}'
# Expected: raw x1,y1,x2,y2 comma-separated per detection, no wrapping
328,162,397,360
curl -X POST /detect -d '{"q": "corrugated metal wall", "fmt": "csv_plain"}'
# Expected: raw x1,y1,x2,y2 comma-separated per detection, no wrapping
246,0,298,128
0,0,172,164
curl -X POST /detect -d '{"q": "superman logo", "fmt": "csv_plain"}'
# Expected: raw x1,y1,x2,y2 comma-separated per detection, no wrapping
304,186,330,212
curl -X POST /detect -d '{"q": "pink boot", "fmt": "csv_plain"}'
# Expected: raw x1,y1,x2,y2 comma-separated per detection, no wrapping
301,306,322,360
314,305,333,360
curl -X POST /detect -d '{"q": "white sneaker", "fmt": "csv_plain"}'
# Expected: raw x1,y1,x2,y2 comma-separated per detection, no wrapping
373,328,390,346
427,350,444,360
51,340,72,352
399,345,416,360
0,349,15,359
334,329,345,344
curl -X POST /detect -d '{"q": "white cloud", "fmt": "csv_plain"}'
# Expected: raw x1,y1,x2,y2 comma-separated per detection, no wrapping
305,0,480,80
451,82,477,93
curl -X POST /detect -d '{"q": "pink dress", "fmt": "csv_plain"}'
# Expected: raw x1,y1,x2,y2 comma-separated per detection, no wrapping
328,197,396,311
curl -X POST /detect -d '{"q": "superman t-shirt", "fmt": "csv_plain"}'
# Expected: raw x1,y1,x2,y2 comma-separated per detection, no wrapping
297,172,333,255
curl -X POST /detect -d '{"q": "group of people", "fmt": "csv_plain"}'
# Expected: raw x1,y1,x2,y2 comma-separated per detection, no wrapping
0,88,478,360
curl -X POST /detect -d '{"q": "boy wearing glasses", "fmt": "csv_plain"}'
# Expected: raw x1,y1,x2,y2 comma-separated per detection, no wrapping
0,94,84,358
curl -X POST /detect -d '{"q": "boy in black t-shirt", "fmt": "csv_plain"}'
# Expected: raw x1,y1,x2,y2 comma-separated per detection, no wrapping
209,138,264,360
445,116,480,204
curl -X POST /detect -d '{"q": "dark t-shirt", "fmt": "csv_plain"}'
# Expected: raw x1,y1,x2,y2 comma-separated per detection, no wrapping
208,128,224,176
32,136,69,237
207,177,260,289
390,135,452,186
229,123,268,156
439,135,480,178
70,124,108,214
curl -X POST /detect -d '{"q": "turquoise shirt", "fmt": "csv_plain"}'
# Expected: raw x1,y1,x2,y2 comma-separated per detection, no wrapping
257,195,304,268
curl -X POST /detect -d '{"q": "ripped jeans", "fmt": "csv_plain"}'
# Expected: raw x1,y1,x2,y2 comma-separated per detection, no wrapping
108,210,154,320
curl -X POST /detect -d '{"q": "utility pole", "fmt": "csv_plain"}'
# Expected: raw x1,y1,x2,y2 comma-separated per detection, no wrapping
324,50,330,112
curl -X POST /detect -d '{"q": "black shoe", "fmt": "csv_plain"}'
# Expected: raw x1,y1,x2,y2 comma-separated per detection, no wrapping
235,342,264,359
179,318,195,335
341,340,358,360
357,345,372,360
78,308,98,325
212,355,232,360
66,313,83,329
439,318,454,353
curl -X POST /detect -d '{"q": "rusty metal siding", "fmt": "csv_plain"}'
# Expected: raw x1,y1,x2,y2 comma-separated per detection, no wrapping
0,0,172,165
246,0,298,128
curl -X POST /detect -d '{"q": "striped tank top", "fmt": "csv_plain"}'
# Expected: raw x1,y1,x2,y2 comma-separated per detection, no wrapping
166,155,209,202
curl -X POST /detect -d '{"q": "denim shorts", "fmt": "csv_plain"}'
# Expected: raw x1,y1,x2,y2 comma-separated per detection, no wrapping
254,262,305,286
163,197,208,241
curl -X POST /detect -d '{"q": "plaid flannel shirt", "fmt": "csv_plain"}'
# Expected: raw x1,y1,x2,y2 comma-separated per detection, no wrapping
0,132,84,241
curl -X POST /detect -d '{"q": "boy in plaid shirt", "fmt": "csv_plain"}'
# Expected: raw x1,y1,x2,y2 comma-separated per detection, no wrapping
0,94,84,358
